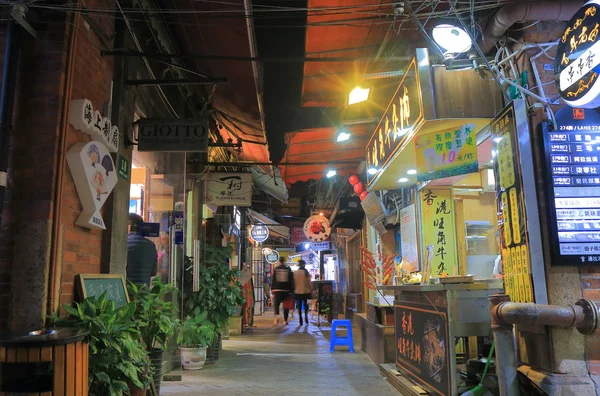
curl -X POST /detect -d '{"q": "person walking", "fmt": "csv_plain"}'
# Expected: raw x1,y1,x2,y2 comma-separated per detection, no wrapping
270,257,294,326
294,260,312,326
127,213,158,286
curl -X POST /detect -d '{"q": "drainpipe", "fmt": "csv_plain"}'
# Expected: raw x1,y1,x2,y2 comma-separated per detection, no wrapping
489,294,599,396
0,21,20,226
480,2,584,53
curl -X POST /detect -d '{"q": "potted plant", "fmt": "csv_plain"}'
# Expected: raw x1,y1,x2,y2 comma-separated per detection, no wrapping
128,279,179,394
54,293,153,396
177,308,216,370
183,244,245,364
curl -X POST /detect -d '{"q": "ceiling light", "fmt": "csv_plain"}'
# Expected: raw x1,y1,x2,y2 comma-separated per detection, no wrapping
432,24,472,55
398,177,409,183
367,167,378,175
304,243,310,249
326,169,337,178
407,169,417,175
348,87,370,105
319,212,324,216
336,131,351,142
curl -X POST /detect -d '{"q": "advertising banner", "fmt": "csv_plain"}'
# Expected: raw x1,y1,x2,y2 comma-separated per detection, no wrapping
420,189,457,277
400,204,419,272
205,173,252,206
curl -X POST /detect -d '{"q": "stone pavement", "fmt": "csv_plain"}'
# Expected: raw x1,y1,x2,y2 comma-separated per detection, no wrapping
161,310,401,396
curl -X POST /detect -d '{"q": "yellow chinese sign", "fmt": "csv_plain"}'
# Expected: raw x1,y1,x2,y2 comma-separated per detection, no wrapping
415,123,478,182
420,189,457,277
492,104,534,303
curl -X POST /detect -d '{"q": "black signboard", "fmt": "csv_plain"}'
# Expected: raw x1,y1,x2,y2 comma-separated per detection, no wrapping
317,281,333,314
140,222,160,237
492,102,534,303
394,301,450,396
366,58,424,186
542,106,600,265
555,1,600,108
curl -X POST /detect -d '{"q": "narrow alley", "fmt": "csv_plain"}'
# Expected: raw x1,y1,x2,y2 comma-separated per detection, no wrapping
162,312,399,396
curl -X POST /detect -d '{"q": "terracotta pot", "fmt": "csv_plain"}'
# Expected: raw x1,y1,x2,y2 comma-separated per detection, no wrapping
128,383,147,396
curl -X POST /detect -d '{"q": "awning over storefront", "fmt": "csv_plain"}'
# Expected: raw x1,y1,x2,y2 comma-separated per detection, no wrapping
247,209,290,240
251,165,288,203
329,196,364,230
278,124,370,186
366,49,504,191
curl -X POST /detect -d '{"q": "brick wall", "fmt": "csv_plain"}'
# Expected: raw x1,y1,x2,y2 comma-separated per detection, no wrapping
0,3,116,330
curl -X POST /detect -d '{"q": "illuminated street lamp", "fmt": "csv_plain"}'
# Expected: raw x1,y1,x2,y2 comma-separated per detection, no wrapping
348,86,370,105
432,24,472,60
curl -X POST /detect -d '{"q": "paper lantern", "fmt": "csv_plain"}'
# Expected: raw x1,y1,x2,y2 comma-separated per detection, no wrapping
353,182,364,194
348,174,360,186
360,191,368,201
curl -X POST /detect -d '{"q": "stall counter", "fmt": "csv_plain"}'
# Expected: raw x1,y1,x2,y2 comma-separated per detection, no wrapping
378,280,503,396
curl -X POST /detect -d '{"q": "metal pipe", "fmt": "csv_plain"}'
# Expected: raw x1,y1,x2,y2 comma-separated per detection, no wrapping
480,1,583,53
0,22,19,226
490,294,600,396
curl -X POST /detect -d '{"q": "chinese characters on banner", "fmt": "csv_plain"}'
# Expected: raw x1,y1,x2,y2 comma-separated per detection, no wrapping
414,123,478,182
555,1,600,108
543,107,600,265
420,189,457,277
205,173,252,206
366,59,424,186
395,298,450,396
492,104,534,303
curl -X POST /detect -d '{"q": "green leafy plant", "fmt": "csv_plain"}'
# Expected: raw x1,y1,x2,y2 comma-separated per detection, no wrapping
54,293,153,396
128,278,180,351
177,308,216,348
183,244,245,331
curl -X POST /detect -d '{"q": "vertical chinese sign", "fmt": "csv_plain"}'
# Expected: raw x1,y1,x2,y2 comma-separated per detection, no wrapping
492,104,534,303
395,298,451,396
420,189,457,277
414,123,479,182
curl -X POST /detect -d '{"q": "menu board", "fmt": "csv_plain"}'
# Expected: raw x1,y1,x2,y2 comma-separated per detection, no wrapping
542,107,600,265
492,103,534,303
420,189,457,277
395,300,450,396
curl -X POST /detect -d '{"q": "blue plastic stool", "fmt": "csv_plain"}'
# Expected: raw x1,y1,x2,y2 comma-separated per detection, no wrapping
329,319,355,352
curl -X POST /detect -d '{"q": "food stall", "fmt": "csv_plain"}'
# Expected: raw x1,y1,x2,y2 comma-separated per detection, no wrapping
356,49,550,394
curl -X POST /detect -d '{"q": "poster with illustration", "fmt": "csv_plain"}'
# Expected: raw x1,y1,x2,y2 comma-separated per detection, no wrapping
395,301,450,396
67,141,117,230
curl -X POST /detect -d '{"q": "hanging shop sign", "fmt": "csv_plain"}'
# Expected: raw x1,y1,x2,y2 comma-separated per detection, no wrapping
205,173,252,207
140,222,160,237
69,99,119,152
136,119,209,152
366,58,424,186
310,241,331,251
361,192,387,235
414,123,478,182
420,189,457,277
492,103,535,303
542,106,600,265
555,1,600,108
265,250,280,264
250,224,269,243
395,298,451,396
67,141,118,230
303,215,332,242
400,204,419,272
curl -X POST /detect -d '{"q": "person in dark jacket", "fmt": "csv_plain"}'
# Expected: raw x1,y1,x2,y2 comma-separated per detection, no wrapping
293,260,312,326
127,213,158,286
270,257,293,326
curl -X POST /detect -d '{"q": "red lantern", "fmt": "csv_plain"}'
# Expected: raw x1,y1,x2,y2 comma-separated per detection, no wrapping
360,191,369,201
348,174,359,186
353,182,364,194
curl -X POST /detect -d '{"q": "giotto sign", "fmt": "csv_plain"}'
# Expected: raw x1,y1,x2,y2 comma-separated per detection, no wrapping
136,119,209,152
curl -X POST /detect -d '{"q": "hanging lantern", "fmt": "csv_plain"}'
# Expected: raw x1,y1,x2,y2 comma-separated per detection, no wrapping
353,182,364,194
359,190,369,201
348,174,359,186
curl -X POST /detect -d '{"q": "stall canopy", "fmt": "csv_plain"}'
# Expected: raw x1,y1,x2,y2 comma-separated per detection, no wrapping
251,166,289,203
247,209,290,240
278,124,371,186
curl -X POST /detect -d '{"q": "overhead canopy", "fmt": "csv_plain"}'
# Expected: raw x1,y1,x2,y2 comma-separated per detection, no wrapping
278,124,371,186
247,209,290,241
251,166,289,203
